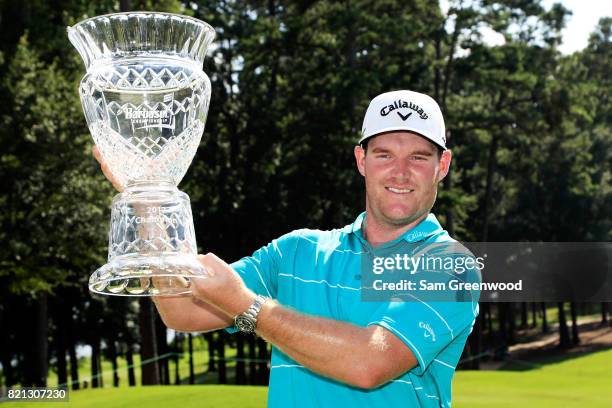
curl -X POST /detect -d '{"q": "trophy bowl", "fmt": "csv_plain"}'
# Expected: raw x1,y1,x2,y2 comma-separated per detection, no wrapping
68,12,215,296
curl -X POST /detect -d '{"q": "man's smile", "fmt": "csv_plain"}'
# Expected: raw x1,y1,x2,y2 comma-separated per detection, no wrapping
385,186,415,194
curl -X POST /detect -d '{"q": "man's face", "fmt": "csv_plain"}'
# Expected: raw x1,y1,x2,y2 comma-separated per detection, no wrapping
354,132,451,227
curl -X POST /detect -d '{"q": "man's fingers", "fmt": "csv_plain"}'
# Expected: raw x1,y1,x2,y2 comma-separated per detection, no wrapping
92,145,101,162
96,151,124,192
197,254,216,276
151,275,190,289
100,162,111,177
101,166,122,192
201,252,228,268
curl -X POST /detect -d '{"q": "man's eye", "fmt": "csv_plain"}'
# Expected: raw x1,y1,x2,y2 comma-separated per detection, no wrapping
376,154,391,159
411,155,427,161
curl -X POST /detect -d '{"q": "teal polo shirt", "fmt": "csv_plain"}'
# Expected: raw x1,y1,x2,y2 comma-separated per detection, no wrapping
230,212,480,407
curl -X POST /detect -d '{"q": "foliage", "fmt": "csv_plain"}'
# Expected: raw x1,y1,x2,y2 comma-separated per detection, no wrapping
0,0,609,389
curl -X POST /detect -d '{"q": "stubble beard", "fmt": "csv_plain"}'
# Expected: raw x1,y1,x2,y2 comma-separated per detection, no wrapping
365,185,437,229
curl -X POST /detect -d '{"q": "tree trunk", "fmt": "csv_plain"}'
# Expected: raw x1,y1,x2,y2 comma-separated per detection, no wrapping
188,333,195,384
541,303,548,333
109,340,119,387
0,352,14,388
486,303,492,334
531,302,537,328
248,335,257,384
91,339,100,388
520,302,528,329
63,297,79,390
155,314,169,384
558,302,570,349
508,303,516,344
498,303,508,344
0,298,15,387
602,302,609,325
55,296,68,388
433,31,454,231
205,333,216,372
481,134,500,242
56,338,67,387
138,298,160,385
437,11,467,237
481,92,506,243
235,333,246,384
433,26,442,106
257,338,269,385
125,346,136,386
98,349,104,388
174,333,180,385
23,293,48,387
68,339,80,390
217,331,227,384
570,302,580,345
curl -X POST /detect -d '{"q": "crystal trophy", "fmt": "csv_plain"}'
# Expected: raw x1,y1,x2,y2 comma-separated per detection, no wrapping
68,12,215,296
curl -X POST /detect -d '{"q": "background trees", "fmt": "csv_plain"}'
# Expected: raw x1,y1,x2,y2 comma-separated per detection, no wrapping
0,0,609,387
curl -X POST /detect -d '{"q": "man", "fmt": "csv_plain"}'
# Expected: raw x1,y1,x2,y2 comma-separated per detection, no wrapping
94,90,479,407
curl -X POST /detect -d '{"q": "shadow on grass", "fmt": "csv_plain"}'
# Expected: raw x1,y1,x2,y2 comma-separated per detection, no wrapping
499,345,611,371
498,321,612,371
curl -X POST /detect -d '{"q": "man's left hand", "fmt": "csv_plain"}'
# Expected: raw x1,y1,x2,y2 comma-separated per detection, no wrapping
191,253,256,318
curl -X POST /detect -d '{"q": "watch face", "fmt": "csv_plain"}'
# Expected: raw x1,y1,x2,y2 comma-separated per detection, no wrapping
236,316,255,333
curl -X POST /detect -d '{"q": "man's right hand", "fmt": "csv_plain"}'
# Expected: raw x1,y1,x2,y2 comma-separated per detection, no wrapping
92,145,124,192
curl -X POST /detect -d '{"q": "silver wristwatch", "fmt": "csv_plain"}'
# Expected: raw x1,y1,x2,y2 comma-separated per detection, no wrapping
234,295,268,334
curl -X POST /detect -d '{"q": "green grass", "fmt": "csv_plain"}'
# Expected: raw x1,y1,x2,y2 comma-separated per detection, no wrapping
453,348,612,407
4,348,611,407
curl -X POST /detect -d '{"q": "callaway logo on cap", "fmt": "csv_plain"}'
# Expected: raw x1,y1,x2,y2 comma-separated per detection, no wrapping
360,90,447,149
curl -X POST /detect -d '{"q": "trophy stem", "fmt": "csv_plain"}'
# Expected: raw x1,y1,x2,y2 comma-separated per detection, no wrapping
125,180,176,190
89,184,206,296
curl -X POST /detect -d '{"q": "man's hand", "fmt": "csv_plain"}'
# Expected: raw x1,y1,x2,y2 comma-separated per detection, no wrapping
191,253,256,318
92,145,124,192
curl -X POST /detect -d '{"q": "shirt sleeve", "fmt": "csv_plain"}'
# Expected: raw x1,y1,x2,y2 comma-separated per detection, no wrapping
367,297,479,374
225,230,300,333
366,240,482,373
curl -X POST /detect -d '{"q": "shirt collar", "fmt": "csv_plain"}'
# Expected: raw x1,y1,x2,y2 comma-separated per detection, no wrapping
344,211,444,244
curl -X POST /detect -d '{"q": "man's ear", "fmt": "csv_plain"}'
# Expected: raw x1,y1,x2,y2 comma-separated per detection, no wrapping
437,149,452,182
354,145,366,177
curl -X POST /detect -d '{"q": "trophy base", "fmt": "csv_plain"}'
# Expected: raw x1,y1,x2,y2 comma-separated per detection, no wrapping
89,254,207,296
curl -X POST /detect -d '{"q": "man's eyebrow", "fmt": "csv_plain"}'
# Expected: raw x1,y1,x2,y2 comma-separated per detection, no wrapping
410,150,435,156
370,147,391,153
370,147,435,156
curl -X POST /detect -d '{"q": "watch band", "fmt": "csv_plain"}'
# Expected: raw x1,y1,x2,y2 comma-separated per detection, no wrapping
234,295,268,334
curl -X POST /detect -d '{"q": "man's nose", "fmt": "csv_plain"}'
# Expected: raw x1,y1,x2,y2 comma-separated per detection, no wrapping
391,158,413,179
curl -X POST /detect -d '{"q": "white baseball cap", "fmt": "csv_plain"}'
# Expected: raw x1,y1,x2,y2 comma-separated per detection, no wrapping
360,90,446,149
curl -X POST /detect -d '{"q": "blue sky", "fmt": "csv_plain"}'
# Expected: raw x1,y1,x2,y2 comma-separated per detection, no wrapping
543,0,612,53
441,0,611,54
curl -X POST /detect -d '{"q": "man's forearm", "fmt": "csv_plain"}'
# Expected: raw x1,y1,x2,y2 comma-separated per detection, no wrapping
255,300,415,389
152,295,231,332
